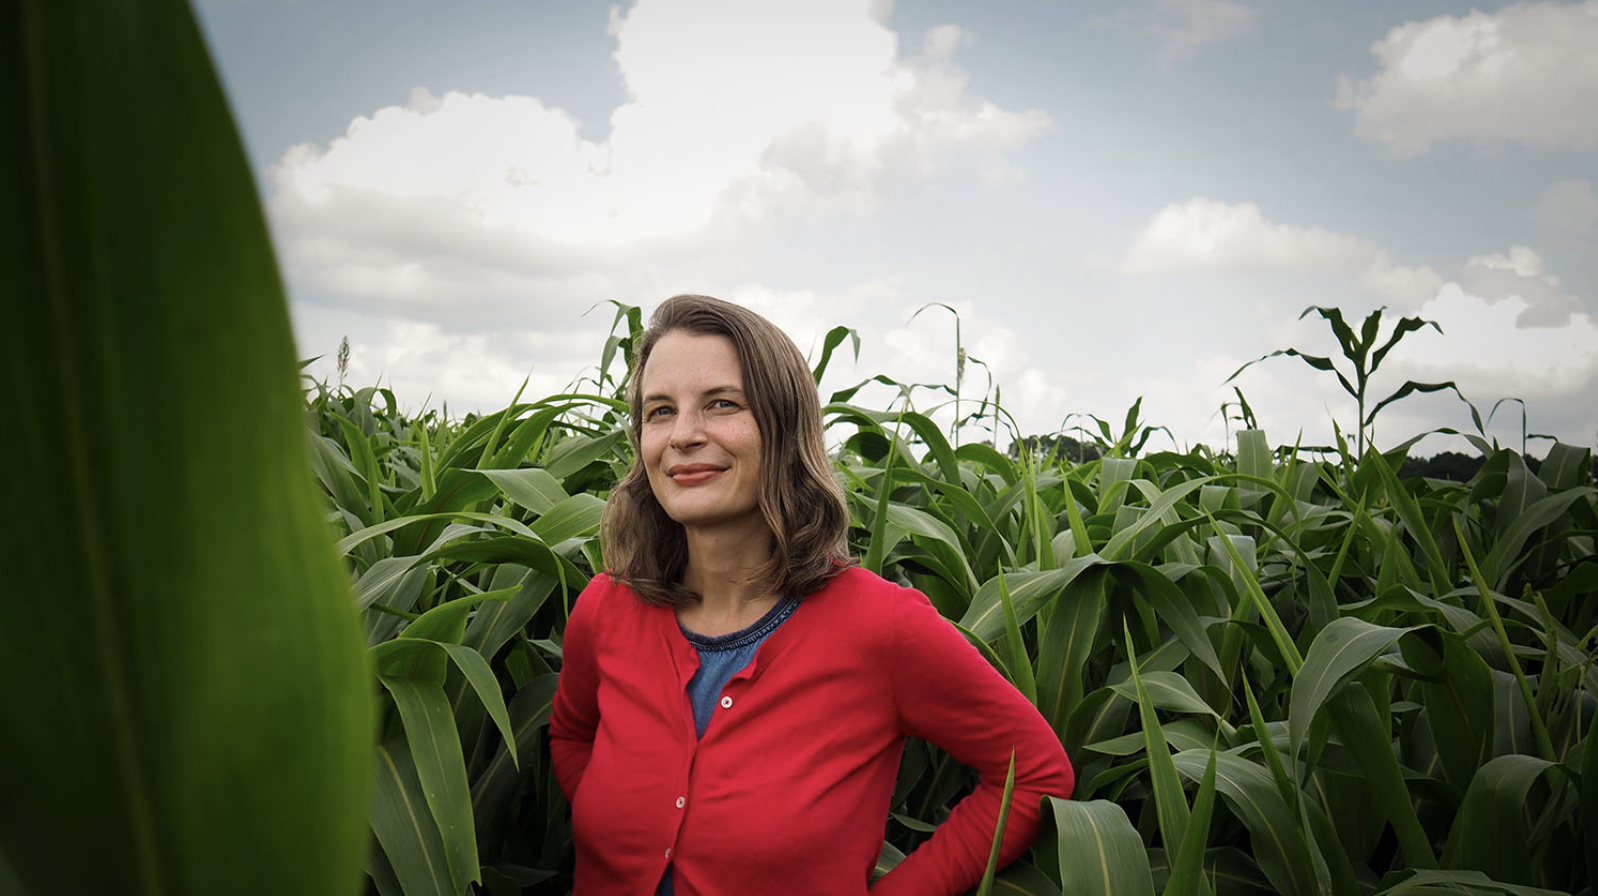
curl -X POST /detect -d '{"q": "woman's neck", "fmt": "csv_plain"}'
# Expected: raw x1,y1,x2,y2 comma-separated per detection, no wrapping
679,524,777,631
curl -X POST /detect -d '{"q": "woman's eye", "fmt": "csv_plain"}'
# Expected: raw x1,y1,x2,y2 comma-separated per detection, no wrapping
645,405,674,420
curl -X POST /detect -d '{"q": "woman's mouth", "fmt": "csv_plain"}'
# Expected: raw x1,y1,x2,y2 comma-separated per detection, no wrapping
668,464,727,485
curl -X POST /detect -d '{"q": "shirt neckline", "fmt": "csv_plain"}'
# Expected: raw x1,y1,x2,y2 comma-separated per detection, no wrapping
679,596,800,652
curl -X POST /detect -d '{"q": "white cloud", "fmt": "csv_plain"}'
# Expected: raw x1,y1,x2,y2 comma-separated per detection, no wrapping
1534,179,1598,239
1121,198,1445,306
312,319,611,416
1336,1,1598,155
1394,285,1598,446
1460,246,1584,327
267,0,1049,321
1102,0,1260,68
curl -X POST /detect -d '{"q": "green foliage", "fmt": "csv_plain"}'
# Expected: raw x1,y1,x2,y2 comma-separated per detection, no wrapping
305,298,1596,895
4,0,371,892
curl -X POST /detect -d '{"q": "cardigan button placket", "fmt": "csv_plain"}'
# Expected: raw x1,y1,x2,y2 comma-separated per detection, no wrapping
719,695,733,709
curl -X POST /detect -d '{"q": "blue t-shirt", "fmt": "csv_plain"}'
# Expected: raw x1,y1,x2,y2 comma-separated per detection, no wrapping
656,596,799,896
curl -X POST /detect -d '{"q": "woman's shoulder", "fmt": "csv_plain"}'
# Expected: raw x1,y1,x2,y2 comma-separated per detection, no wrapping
805,566,935,626
570,573,663,629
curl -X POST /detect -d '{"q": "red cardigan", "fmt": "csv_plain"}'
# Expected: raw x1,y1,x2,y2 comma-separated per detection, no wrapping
549,567,1074,895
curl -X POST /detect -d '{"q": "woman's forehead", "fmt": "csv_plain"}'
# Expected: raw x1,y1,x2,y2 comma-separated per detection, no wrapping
641,331,745,395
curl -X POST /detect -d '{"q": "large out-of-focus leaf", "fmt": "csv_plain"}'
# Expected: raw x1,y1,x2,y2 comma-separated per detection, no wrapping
1043,798,1157,896
2,1,371,893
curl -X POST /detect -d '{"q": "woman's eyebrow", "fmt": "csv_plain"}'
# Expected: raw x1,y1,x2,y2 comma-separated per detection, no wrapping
643,385,745,403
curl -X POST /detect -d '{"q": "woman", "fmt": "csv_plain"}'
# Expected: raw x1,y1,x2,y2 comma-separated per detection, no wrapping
549,295,1073,895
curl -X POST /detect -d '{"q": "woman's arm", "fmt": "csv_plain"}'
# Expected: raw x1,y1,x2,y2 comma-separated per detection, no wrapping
872,587,1074,896
548,577,604,800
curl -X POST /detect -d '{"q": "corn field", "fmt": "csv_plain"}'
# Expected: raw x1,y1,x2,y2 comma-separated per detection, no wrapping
6,2,1595,895
305,306,1597,896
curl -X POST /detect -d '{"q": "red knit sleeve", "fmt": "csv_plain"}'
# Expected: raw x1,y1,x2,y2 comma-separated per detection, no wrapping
871,585,1074,896
548,576,605,801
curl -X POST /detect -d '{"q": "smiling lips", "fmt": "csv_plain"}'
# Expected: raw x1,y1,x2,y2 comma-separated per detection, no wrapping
667,463,728,485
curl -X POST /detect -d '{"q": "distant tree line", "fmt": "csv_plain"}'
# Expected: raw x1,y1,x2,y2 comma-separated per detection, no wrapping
1009,436,1595,485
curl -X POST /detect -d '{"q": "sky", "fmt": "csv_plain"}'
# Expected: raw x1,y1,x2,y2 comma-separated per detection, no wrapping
194,0,1598,457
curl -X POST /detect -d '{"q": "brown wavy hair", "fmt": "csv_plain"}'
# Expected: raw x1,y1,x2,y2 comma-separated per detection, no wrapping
601,294,853,605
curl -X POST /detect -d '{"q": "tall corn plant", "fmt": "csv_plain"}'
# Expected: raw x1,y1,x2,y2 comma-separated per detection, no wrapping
4,1,371,894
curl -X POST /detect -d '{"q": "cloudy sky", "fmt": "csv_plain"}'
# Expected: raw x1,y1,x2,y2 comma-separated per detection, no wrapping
195,0,1598,456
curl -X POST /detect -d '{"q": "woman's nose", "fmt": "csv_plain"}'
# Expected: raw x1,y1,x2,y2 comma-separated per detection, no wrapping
668,409,706,449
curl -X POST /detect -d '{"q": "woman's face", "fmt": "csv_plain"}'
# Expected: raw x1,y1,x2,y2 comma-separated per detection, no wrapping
638,331,765,536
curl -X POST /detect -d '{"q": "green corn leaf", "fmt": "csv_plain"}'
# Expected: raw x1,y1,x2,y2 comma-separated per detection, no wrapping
1103,477,1216,561
530,492,607,546
1108,671,1220,719
471,674,560,848
1325,686,1435,868
1398,629,1494,792
392,468,505,554
475,467,569,516
1289,617,1417,765
4,1,372,893
1205,512,1301,675
1240,677,1295,807
416,412,437,502
974,750,1018,896
1162,747,1218,896
1480,487,1595,588
438,643,518,768
990,863,1064,896
337,510,537,556
310,433,376,527
863,446,896,575
1044,798,1157,896
811,324,861,383
1441,755,1559,884
999,569,1038,705
1366,450,1450,591
1036,569,1110,737
1171,750,1319,896
1126,621,1192,875
1374,869,1567,896
1453,518,1557,764
1537,442,1592,490
1581,707,1597,883
962,555,1111,641
371,739,455,896
334,413,387,524
378,676,479,894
